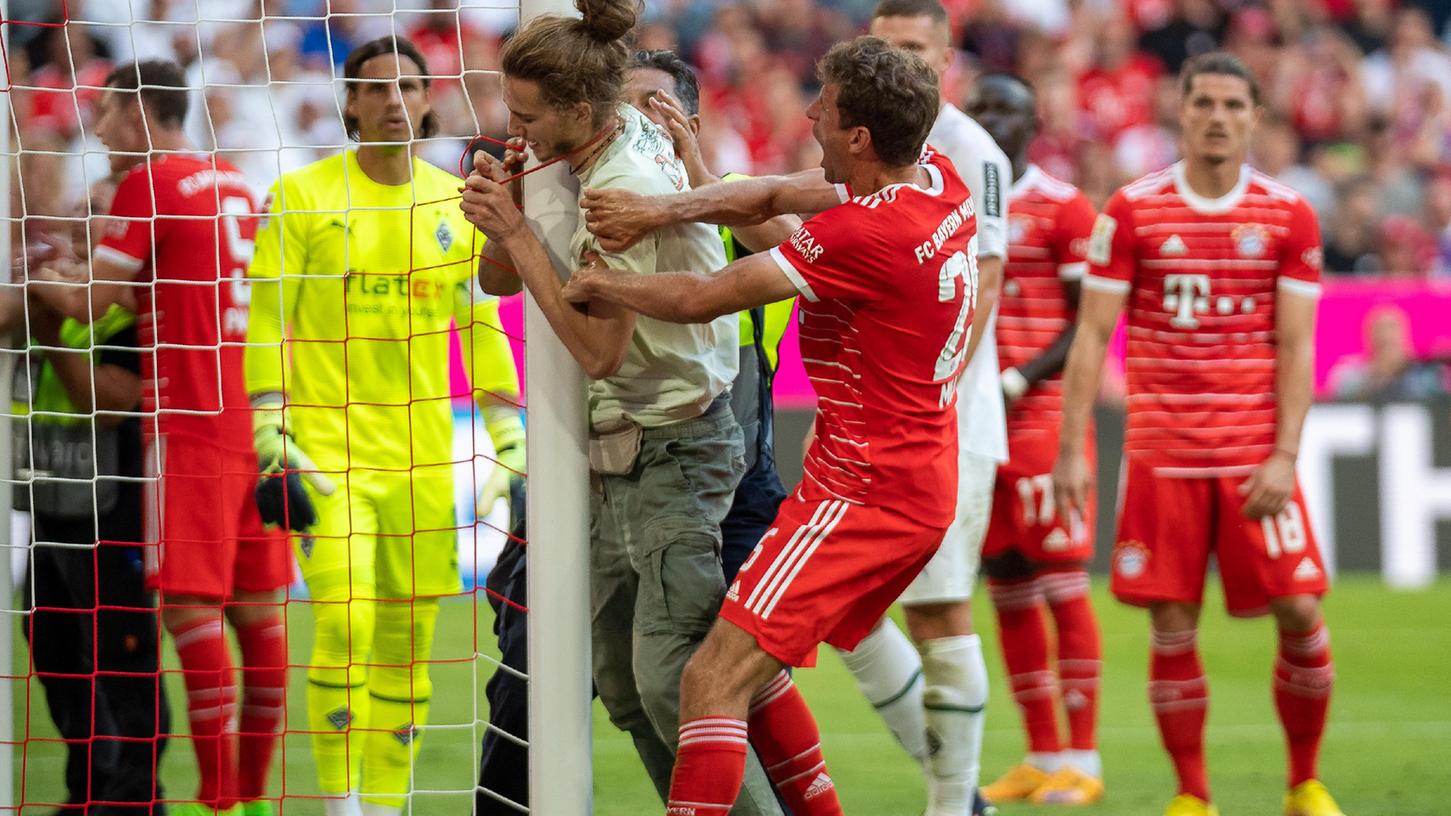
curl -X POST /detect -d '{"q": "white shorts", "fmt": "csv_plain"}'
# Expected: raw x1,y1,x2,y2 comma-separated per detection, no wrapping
898,449,998,605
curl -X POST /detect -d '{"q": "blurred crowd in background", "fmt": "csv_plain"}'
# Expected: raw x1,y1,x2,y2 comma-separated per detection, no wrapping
5,0,1451,399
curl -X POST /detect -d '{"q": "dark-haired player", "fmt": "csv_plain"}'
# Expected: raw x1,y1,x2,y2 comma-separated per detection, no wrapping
30,59,288,816
563,36,976,816
966,72,1106,806
1054,52,1342,816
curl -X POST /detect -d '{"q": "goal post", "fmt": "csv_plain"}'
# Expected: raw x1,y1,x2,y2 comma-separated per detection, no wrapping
2,0,16,808
517,0,595,814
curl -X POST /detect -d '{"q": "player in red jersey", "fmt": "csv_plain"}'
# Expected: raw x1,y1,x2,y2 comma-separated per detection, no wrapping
31,61,289,816
1053,53,1342,816
561,37,974,816
966,73,1107,806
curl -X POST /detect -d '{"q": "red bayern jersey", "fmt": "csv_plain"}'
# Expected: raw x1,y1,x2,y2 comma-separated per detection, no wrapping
769,148,977,526
1086,161,1323,475
96,154,258,451
998,165,1097,442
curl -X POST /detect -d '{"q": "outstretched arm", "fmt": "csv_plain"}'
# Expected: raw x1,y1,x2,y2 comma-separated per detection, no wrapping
562,250,798,325
581,170,842,251
460,169,635,380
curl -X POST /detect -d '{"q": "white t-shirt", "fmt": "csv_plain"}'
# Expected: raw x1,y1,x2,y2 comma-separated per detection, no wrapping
573,105,739,429
928,102,1010,463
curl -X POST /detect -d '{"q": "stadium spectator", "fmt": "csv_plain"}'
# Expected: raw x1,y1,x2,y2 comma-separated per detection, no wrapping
459,1,783,811
1253,118,1338,224
1077,16,1163,142
1323,177,1383,274
1055,51,1343,816
1427,171,1451,275
1328,304,1448,400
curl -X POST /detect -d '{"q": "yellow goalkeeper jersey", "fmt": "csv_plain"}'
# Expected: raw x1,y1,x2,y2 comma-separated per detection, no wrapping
244,150,516,474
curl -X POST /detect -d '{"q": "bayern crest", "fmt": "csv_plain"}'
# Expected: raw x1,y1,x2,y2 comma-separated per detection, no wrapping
1232,223,1269,258
1114,541,1149,579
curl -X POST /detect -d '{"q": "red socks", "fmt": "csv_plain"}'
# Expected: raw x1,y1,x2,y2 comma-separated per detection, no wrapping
1149,628,1209,801
234,614,289,801
1275,622,1334,787
989,577,1063,754
668,719,750,816
172,615,239,808
747,672,842,815
1042,570,1102,751
669,672,843,816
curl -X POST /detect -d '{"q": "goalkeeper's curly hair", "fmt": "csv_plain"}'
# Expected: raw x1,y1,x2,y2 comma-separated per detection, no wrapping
816,36,940,167
501,0,641,129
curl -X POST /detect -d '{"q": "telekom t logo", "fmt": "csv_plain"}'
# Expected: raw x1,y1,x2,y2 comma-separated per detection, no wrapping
1162,274,1212,329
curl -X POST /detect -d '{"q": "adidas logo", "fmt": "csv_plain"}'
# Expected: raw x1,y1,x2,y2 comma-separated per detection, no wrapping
1043,528,1070,552
725,579,741,602
325,706,353,730
803,772,836,801
1160,235,1188,256
1294,557,1322,581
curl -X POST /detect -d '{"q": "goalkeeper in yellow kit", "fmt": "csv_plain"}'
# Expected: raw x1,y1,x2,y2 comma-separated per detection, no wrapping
243,37,523,816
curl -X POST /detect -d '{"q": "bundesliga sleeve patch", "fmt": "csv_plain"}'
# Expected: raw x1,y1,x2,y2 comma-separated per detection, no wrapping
1087,214,1117,266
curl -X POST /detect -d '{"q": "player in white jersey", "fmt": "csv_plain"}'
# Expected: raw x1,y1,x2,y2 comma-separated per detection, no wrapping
833,2,1011,815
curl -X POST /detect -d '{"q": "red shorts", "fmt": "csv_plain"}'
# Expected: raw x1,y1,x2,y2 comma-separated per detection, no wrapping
143,435,291,599
1110,457,1329,617
719,496,945,668
983,430,1094,568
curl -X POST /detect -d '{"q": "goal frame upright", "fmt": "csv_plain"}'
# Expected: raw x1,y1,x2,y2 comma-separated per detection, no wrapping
518,0,594,813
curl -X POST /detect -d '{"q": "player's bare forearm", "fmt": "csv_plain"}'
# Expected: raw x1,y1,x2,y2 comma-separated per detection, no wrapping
1273,290,1318,457
1019,325,1078,386
1016,280,1083,385
962,255,1002,370
477,239,523,296
50,354,141,426
729,214,806,255
0,287,22,336
1058,286,1124,456
498,228,634,379
582,169,838,251
565,251,796,325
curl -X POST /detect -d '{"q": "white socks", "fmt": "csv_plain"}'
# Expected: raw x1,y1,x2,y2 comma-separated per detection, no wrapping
921,634,989,816
1062,748,1103,778
323,793,363,816
838,618,929,761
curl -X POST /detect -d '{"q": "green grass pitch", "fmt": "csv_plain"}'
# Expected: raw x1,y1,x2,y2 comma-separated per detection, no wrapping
12,575,1450,815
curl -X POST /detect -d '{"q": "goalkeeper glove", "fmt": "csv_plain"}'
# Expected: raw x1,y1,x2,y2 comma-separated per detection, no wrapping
476,404,525,520
252,396,335,532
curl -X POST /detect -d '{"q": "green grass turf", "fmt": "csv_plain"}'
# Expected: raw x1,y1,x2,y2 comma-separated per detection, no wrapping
11,575,1451,815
